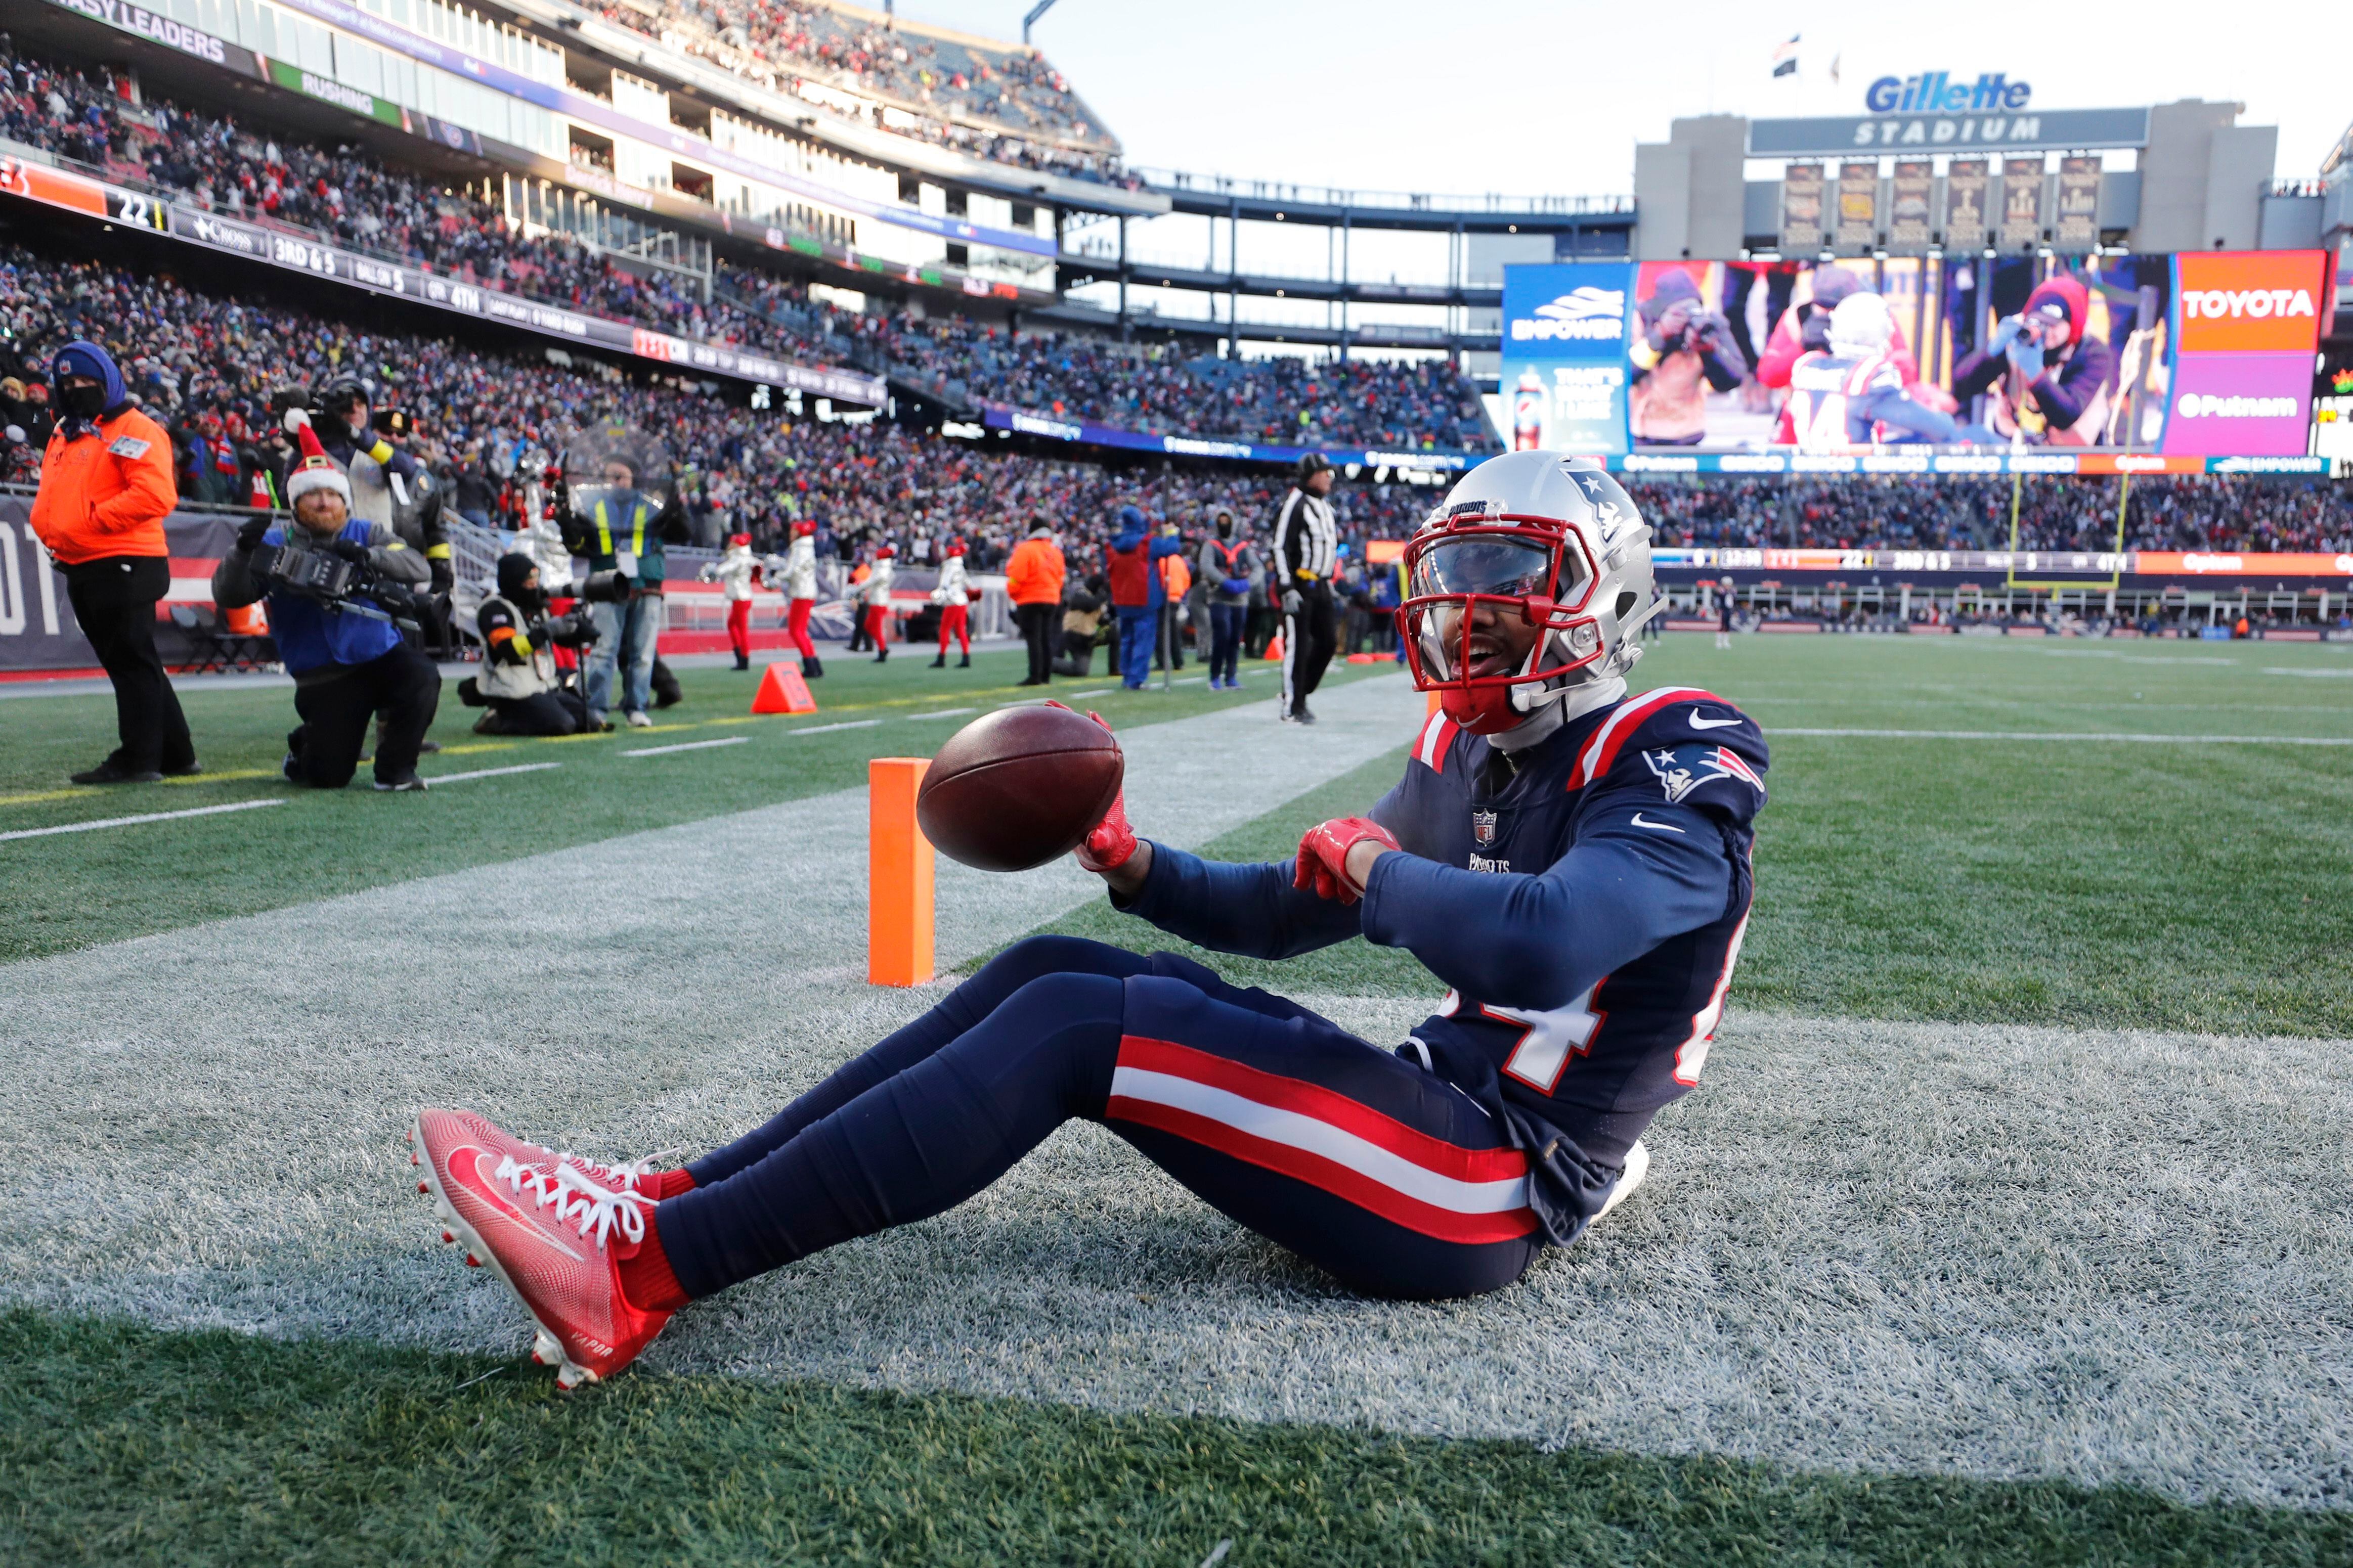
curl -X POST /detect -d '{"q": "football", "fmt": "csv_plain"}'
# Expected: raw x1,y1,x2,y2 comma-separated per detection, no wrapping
917,704,1125,872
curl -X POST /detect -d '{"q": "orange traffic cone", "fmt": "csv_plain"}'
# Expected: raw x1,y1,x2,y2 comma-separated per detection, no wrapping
753,661,817,714
1263,635,1284,661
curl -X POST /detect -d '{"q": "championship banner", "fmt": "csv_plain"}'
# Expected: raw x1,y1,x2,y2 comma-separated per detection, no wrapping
2055,157,2102,251
1999,157,2045,248
0,147,888,407
1887,162,1933,250
1835,163,1879,252
1779,164,1825,253
1942,159,1989,250
1499,262,1636,455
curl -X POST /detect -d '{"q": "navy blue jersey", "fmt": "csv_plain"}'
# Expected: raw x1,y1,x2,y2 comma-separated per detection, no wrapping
1121,685,1767,1243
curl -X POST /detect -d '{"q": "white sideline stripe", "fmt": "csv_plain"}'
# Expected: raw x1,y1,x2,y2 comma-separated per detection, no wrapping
425,763,564,784
784,720,883,735
624,737,750,756
0,798,284,842
907,707,977,721
2267,667,2353,678
1773,727,2353,747
1064,688,1111,698
1107,1065,1529,1215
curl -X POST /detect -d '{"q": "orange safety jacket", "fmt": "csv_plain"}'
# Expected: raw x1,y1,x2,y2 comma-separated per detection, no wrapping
29,405,177,566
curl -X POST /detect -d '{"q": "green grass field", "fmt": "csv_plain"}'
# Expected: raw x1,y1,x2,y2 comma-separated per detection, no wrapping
5,630,2350,1564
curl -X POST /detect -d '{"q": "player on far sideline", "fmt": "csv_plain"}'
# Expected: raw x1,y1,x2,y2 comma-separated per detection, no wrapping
408,453,1768,1390
929,537,973,669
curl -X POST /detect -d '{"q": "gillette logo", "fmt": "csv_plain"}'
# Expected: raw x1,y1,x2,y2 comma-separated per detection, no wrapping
1865,72,2030,114
1511,288,1627,342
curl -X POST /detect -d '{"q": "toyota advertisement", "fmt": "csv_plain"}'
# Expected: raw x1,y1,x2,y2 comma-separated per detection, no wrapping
1500,250,2332,463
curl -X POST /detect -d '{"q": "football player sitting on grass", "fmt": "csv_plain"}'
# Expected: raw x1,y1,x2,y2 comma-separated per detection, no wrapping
408,454,1770,1390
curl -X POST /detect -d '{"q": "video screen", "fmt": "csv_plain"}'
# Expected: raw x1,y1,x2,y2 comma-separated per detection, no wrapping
1500,251,2331,459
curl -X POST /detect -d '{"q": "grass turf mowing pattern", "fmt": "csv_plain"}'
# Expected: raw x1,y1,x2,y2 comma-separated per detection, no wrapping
7,1311,2348,1567
0,653,1370,962
1014,635,2353,1036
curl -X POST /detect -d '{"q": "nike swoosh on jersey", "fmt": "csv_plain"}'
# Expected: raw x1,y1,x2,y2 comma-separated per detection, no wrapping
450,1146,586,1261
1630,813,1687,833
1688,710,1744,730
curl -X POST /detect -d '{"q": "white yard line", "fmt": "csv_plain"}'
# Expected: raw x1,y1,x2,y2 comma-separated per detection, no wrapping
0,798,284,843
784,720,884,735
1773,727,2353,746
906,708,978,721
424,763,565,783
625,737,751,756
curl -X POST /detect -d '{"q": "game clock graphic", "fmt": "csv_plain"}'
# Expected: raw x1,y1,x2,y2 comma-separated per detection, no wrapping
1500,262,1636,454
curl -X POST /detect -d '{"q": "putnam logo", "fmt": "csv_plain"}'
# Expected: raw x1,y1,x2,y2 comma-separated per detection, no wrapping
2174,393,2299,420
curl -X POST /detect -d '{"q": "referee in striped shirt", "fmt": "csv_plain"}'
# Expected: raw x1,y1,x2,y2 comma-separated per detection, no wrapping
1272,454,1339,724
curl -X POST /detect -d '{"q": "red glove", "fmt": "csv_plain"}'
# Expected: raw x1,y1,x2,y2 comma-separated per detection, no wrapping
1077,790,1138,872
1046,703,1139,873
1293,816,1401,905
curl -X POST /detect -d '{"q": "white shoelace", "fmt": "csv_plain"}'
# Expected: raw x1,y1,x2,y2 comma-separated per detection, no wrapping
495,1154,652,1250
555,1147,683,1193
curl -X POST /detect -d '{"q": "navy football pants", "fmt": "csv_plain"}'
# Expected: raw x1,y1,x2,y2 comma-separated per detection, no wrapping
658,935,1544,1301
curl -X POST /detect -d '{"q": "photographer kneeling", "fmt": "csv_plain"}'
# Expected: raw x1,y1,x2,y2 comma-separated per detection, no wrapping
212,414,440,791
456,553,596,736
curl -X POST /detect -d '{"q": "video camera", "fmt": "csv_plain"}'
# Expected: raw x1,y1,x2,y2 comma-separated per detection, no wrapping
262,529,425,632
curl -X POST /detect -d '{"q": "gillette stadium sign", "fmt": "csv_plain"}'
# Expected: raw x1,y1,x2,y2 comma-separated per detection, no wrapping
1864,72,2031,114
1750,100,2149,156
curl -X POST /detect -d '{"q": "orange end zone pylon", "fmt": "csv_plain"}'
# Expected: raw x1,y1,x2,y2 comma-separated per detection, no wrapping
753,662,817,714
868,757,935,987
1263,635,1284,661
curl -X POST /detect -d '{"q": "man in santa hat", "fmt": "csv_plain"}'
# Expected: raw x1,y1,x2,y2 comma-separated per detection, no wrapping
211,409,440,790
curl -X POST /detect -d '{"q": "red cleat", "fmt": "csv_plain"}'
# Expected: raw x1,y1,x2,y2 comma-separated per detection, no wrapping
412,1107,673,1389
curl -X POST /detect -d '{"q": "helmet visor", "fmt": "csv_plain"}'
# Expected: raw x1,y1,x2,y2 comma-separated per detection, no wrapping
1408,535,1583,602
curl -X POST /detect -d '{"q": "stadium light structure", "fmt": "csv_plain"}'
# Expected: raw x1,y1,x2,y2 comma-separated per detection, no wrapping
1022,0,1059,44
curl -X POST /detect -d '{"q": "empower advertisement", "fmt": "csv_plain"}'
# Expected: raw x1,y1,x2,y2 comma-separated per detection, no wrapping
1500,263,1635,455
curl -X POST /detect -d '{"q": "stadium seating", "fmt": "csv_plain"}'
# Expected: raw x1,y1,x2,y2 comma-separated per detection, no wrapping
587,0,1129,184
0,40,1487,454
0,246,1433,557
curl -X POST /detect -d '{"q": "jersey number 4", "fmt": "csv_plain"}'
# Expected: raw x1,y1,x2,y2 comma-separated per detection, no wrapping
1487,984,1606,1093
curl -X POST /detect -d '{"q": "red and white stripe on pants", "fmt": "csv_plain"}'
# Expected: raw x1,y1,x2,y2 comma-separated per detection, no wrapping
1106,1035,1537,1245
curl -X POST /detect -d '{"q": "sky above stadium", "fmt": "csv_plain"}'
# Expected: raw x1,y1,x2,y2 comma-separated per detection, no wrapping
899,1,2345,197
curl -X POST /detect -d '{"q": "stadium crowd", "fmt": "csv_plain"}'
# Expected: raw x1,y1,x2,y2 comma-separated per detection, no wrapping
1629,474,2353,556
730,276,1499,453
0,246,1433,564
587,0,1128,183
1,37,1488,452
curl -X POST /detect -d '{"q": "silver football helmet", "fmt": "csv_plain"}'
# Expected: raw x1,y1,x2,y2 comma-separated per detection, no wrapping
1400,452,1659,734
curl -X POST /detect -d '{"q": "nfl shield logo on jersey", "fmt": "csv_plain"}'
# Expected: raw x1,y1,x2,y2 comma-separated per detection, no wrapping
1471,810,1498,846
